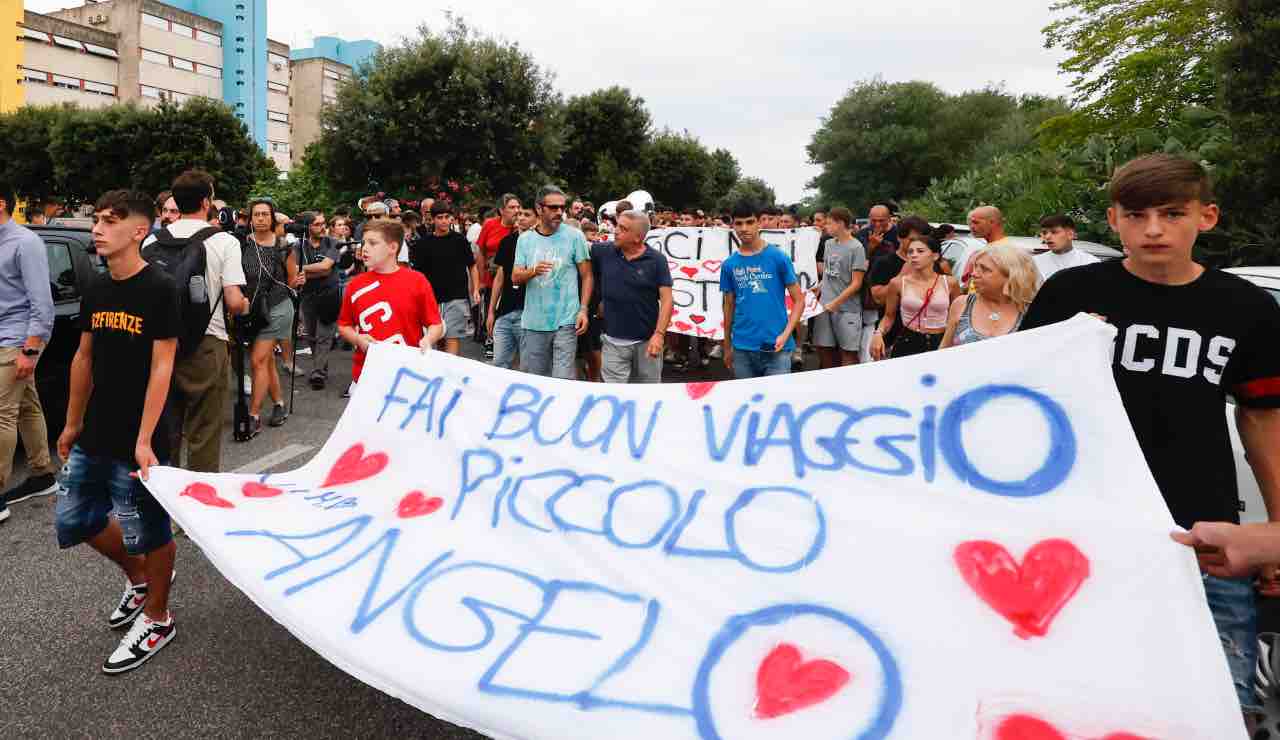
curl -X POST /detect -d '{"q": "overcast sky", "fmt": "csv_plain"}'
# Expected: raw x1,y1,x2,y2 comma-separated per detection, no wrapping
29,0,1072,202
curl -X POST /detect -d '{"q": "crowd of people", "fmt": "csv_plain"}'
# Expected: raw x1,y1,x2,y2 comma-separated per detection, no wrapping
0,153,1278,737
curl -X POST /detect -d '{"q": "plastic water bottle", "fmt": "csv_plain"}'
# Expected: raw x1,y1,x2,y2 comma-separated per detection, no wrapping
189,274,208,305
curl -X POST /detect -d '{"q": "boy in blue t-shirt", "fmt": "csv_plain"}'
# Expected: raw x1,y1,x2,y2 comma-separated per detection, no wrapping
719,200,805,379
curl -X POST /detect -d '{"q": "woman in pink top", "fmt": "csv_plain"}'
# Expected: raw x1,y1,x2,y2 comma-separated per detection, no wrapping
869,236,961,359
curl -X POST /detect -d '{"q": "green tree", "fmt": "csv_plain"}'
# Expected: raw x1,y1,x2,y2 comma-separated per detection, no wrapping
316,18,562,200
807,80,960,212
639,130,714,211
559,86,652,200
1042,0,1222,140
250,143,340,217
705,148,740,206
0,104,64,204
718,176,776,211
46,98,269,206
132,98,272,203
1215,0,1280,264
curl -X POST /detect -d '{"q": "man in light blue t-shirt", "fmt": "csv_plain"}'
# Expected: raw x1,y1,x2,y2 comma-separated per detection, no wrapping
511,185,592,378
720,200,805,379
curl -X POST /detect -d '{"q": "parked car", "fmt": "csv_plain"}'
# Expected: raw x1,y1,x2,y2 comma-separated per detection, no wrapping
1226,266,1280,523
27,225,102,441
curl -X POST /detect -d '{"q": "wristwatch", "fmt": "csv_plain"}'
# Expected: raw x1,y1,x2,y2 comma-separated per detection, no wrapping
21,347,40,357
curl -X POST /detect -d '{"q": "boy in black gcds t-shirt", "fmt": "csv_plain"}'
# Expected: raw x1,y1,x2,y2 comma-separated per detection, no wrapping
55,190,181,674
1023,155,1280,721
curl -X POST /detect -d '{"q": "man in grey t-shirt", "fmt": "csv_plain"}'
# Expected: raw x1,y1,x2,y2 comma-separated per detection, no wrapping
299,211,341,389
812,207,868,368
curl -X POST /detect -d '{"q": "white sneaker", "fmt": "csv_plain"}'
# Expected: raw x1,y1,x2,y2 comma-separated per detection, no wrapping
103,612,176,674
708,344,723,359
108,581,148,629
108,569,177,630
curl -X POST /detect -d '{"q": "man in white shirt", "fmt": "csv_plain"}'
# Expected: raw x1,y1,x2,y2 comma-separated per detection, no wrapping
1034,213,1099,281
142,170,248,472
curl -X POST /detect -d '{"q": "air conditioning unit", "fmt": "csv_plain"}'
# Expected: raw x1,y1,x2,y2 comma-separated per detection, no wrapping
272,63,283,71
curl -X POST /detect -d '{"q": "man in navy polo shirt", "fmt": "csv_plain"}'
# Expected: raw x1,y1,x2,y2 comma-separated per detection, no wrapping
592,210,673,383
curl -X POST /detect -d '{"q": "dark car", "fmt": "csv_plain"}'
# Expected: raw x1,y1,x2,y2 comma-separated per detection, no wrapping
28,225,103,440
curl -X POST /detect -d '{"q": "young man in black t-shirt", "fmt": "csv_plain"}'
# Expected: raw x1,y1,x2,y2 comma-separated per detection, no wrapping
55,190,182,674
487,207,535,370
409,201,478,355
1022,154,1280,720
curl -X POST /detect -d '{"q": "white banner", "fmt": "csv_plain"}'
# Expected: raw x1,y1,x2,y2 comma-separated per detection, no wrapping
145,316,1243,740
644,227,823,340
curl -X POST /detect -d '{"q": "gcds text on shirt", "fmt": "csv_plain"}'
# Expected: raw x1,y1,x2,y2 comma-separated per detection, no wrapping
1116,323,1235,384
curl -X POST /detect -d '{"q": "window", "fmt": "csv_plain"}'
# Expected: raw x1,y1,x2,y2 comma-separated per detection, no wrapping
268,81,288,93
323,69,340,81
141,85,162,99
52,74,79,90
268,110,289,123
269,52,289,68
322,95,337,106
171,21,193,38
21,27,49,42
142,13,168,30
196,30,221,46
171,56,195,72
197,64,222,79
141,49,167,65
52,35,83,51
271,141,290,154
83,43,118,59
84,81,116,96
44,242,80,302
21,67,48,85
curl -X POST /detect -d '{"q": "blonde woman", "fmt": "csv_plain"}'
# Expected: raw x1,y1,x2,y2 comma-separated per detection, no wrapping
940,244,1041,348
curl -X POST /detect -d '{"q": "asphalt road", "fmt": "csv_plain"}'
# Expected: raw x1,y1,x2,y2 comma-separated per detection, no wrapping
0,333,746,739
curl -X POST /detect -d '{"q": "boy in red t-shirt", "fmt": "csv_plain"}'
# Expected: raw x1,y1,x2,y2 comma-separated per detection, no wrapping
338,220,444,394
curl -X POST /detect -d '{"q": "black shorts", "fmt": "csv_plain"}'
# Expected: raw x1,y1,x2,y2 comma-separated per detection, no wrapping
577,314,604,354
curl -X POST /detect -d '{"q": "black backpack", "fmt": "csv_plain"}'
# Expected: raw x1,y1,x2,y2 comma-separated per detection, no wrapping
143,226,223,357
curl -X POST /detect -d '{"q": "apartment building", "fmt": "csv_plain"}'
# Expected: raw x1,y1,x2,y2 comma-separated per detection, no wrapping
47,0,222,109
5,2,377,173
288,36,377,169
266,37,290,170
19,11,120,109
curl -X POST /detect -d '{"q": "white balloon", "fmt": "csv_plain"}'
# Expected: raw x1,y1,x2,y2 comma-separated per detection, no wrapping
625,190,654,211
599,200,619,218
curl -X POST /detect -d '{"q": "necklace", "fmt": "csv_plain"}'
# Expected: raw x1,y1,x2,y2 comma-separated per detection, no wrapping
979,297,1001,321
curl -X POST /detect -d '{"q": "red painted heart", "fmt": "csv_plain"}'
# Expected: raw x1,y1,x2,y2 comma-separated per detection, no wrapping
673,321,694,332
954,539,1090,639
701,259,723,273
754,643,850,719
680,266,699,278
397,491,444,519
686,382,717,400
322,443,389,488
241,481,283,498
180,482,234,509
690,314,706,324
995,714,1149,740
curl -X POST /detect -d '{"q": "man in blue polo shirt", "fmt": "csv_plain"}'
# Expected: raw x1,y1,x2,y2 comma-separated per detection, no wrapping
720,199,805,379
593,210,672,383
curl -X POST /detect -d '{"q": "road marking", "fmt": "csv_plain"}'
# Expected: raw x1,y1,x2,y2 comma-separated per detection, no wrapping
231,444,315,474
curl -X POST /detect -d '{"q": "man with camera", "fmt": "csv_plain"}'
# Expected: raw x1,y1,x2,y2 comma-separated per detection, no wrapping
298,211,341,390
142,170,248,473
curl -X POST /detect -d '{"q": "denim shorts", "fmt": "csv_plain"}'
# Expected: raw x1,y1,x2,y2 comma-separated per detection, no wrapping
732,348,792,379
1204,574,1262,714
55,446,172,556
